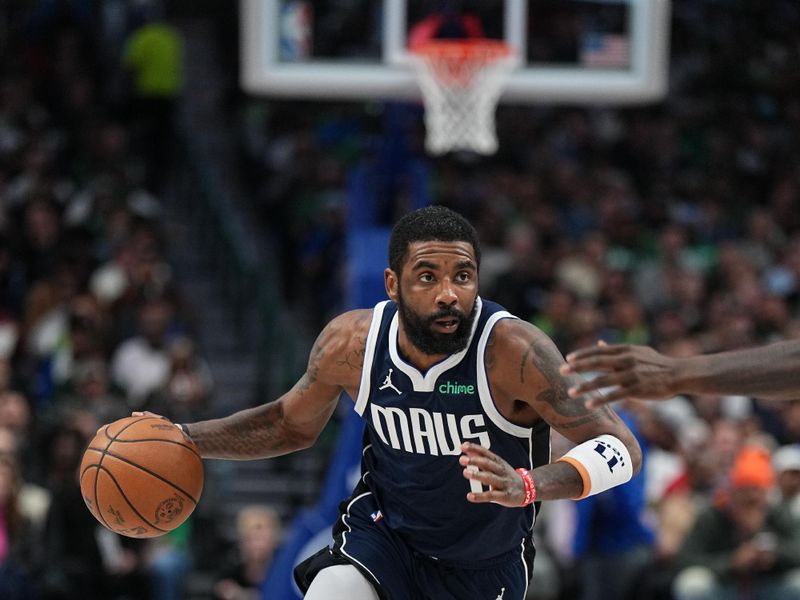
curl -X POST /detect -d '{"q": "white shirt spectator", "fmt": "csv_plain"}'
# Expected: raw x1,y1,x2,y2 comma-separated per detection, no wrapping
111,337,170,408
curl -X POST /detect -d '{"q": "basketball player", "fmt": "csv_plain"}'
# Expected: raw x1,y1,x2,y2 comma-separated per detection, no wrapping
560,340,800,407
161,207,642,600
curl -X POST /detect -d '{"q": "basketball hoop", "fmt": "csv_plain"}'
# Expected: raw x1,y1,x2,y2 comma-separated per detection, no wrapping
409,39,518,156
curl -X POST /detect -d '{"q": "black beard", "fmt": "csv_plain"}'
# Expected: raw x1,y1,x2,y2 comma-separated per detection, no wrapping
396,289,477,356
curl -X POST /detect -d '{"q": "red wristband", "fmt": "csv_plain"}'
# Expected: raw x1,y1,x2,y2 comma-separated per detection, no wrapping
516,468,537,506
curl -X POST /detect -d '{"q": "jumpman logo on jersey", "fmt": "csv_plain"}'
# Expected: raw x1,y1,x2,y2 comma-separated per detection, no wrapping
379,368,402,395
494,588,505,600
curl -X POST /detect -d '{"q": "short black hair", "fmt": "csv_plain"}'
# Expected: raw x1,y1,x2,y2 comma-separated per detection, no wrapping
388,206,481,274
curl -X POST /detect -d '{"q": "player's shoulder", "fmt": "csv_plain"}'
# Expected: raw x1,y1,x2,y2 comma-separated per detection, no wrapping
489,316,550,350
325,308,373,338
315,309,373,356
486,317,563,371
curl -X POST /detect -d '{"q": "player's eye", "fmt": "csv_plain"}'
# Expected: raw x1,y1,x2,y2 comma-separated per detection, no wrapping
456,271,471,282
419,273,434,282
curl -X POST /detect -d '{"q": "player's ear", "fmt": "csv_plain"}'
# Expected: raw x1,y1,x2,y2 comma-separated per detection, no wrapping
385,268,399,302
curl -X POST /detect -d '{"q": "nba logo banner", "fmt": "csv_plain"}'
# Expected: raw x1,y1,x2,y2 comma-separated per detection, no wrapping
370,510,383,523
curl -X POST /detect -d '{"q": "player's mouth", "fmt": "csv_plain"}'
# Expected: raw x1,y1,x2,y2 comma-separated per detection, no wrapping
432,317,460,333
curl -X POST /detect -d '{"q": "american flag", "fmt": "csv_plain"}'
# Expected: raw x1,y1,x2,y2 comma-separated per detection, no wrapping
580,33,630,69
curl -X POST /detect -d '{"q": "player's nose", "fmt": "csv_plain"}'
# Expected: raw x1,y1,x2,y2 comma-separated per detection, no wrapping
436,279,458,306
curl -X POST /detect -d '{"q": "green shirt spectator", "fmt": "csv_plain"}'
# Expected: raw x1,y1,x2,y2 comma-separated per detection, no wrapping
123,23,184,98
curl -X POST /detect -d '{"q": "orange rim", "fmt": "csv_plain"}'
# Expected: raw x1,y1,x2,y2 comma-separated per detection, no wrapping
410,39,513,62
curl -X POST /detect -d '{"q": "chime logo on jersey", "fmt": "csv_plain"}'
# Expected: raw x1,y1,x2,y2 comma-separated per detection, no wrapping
438,380,475,395
370,404,490,455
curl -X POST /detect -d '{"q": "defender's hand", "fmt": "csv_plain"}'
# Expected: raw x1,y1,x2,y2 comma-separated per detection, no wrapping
559,342,682,407
459,442,526,507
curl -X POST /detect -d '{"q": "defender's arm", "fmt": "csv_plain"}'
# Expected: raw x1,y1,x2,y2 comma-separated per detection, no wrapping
561,340,800,406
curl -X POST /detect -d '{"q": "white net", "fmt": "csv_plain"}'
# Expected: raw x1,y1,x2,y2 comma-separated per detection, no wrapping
410,40,518,156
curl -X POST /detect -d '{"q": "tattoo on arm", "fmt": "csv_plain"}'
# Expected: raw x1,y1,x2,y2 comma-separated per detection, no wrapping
527,340,621,428
188,402,299,459
299,328,328,391
335,338,366,371
520,343,532,384
333,312,370,372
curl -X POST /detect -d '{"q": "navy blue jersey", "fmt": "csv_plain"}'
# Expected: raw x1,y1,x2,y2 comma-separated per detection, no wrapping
352,297,551,563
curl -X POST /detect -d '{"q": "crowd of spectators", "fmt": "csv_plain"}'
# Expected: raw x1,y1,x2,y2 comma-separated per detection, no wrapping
0,2,237,599
234,1,800,598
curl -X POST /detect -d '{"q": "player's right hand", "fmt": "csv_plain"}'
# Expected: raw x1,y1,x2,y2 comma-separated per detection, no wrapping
559,342,681,407
459,442,526,508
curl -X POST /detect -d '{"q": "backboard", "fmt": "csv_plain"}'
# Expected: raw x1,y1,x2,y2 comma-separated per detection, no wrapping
241,0,671,105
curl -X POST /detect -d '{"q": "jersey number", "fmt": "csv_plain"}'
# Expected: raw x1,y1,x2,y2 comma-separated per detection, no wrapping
593,441,620,473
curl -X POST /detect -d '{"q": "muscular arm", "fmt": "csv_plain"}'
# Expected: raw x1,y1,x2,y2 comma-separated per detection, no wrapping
461,319,641,503
560,340,800,407
184,311,370,459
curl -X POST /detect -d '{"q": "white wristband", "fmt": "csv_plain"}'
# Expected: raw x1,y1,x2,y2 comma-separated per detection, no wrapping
558,434,633,499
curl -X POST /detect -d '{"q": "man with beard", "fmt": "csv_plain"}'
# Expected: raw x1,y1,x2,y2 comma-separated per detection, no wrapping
152,206,641,600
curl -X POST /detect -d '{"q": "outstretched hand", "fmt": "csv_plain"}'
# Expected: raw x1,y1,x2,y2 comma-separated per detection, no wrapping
459,442,526,508
559,341,681,407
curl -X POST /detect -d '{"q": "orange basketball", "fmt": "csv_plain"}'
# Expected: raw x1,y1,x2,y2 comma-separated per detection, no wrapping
80,415,204,538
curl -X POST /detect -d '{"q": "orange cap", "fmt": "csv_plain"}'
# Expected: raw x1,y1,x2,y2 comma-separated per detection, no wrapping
730,446,776,490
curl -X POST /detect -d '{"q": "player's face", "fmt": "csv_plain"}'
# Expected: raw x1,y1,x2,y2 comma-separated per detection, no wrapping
388,240,479,356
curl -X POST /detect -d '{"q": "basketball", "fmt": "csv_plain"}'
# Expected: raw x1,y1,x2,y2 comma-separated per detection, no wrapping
80,415,204,538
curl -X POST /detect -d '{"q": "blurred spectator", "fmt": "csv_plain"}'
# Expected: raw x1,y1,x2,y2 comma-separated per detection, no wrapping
144,336,213,424
146,521,193,600
488,223,549,321
672,446,800,600
46,357,128,430
555,231,608,302
0,236,25,319
529,287,577,351
773,445,800,520
0,391,34,473
0,454,37,600
111,296,175,408
214,505,282,600
607,294,650,345
122,5,184,192
18,197,63,285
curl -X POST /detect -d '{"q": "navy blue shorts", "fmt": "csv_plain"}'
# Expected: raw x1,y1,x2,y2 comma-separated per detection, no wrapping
294,488,534,600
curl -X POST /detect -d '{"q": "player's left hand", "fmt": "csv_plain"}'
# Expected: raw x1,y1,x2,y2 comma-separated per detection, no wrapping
459,442,526,508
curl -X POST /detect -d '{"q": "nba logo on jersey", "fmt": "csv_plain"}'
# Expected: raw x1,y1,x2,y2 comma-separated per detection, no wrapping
370,510,383,523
